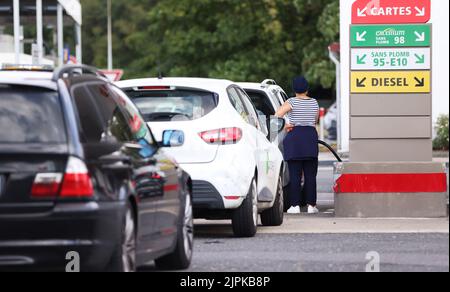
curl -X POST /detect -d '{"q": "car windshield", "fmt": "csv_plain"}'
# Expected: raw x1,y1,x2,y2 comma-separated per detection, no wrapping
125,89,218,122
0,85,66,144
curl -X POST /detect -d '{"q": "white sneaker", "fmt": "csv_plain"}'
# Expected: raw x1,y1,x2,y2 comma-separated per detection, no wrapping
307,205,319,214
287,206,301,214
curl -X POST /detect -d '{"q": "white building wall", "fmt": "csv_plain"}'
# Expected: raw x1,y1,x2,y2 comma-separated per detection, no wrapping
339,0,352,153
431,0,449,125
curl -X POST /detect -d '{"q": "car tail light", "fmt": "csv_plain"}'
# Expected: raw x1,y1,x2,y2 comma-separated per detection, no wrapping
60,157,94,198
32,157,93,199
31,173,63,198
199,128,242,145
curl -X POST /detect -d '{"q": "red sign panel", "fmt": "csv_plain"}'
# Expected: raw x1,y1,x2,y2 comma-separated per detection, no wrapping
99,69,124,82
352,0,431,24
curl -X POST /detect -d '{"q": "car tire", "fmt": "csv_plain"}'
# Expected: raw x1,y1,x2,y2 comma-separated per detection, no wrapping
261,175,284,226
107,202,136,272
232,178,258,238
155,191,194,270
283,184,290,212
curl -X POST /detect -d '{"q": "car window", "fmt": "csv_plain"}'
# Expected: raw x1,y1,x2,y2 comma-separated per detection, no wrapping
227,87,251,124
71,81,134,144
125,88,218,122
236,87,262,128
0,85,66,144
279,91,289,103
269,90,282,108
245,90,276,117
110,86,157,148
109,108,135,143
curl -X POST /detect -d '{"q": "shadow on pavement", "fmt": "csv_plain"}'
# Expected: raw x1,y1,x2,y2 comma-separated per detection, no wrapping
194,223,236,239
193,200,336,238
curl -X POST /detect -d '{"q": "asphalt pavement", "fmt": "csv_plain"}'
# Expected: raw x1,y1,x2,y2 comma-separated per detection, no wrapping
188,233,449,272
139,164,449,272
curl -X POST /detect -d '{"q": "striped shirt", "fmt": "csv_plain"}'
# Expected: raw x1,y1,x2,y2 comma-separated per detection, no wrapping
287,97,319,127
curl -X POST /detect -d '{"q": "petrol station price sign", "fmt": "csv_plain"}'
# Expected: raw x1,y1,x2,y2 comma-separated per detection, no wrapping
351,48,431,71
351,71,431,94
348,0,434,165
351,24,431,47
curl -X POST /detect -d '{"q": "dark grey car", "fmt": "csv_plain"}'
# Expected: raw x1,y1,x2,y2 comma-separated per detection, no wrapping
0,65,194,272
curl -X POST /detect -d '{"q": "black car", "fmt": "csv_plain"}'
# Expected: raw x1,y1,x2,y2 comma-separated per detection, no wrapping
0,65,194,272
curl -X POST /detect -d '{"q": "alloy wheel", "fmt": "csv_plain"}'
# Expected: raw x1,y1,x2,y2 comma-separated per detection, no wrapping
183,195,194,260
252,180,258,227
122,209,136,272
278,176,284,215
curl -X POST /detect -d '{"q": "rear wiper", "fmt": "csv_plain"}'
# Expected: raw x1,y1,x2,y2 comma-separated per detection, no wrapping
144,112,190,121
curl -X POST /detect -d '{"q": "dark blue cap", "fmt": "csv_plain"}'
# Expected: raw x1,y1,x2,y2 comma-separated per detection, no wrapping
293,76,309,94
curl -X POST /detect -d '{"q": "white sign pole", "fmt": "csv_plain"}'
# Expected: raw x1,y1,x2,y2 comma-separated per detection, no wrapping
13,0,20,64
36,0,43,64
31,44,39,65
57,4,64,66
76,24,82,64
107,0,113,70
339,0,351,153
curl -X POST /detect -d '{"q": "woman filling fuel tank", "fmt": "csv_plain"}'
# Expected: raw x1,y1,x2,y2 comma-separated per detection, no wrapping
275,76,320,215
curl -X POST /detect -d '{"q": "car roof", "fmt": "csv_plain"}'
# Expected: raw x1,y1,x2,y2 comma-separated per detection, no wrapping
0,71,56,90
237,82,284,93
237,82,266,90
116,77,235,93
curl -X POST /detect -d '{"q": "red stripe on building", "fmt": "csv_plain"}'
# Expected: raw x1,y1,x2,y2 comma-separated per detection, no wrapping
334,173,447,193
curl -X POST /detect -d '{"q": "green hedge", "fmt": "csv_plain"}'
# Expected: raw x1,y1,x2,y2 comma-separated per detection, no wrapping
433,114,449,151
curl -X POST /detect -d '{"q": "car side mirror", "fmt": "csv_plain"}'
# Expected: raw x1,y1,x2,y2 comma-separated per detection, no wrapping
160,130,185,147
267,117,286,134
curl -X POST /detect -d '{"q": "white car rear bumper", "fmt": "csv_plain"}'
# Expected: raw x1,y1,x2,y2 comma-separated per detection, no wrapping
180,148,255,210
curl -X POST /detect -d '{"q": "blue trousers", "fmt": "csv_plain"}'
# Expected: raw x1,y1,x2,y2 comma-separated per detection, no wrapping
288,159,318,207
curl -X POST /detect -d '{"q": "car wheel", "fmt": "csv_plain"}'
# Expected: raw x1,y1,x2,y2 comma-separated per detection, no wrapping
108,203,136,272
232,178,258,238
261,175,284,226
155,191,194,270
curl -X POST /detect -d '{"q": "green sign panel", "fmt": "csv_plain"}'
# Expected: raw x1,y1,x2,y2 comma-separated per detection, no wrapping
351,24,431,48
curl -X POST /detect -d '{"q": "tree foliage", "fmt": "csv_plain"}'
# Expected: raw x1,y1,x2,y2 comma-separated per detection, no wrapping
433,114,449,151
81,0,339,93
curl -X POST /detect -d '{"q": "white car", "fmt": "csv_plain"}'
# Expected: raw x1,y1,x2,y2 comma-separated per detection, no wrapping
238,80,289,117
238,80,291,204
116,78,286,237
236,80,289,143
323,103,337,141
